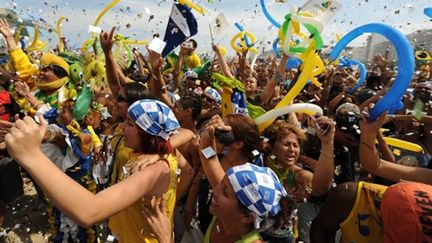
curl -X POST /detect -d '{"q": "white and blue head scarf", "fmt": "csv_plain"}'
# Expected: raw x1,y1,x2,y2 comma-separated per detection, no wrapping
227,163,288,229
204,87,221,105
128,99,180,140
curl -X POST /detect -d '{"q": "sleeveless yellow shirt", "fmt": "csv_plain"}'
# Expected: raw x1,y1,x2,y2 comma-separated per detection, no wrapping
108,153,178,243
340,181,388,243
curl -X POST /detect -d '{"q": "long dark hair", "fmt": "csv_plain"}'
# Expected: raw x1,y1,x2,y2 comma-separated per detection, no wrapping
224,114,265,160
123,82,154,105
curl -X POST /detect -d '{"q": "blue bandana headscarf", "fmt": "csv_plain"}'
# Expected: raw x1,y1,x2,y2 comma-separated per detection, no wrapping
128,99,180,140
227,163,288,229
204,87,221,105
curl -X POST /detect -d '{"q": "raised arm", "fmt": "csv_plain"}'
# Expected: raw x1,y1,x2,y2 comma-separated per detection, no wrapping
198,115,230,188
0,18,18,51
100,27,122,95
146,47,174,109
310,116,336,196
14,81,44,109
6,116,171,227
212,43,234,79
359,112,432,184
0,19,38,88
172,45,189,90
261,55,289,104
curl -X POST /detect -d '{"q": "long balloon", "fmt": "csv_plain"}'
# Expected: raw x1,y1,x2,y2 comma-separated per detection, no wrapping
56,16,66,52
93,0,120,26
329,23,414,121
259,0,281,28
255,103,323,125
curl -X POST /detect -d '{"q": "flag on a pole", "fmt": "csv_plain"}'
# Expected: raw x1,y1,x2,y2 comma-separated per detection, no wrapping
161,3,198,57
210,12,229,36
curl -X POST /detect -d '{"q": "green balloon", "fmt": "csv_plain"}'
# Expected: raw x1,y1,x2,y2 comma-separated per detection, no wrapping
58,52,81,64
69,62,84,84
73,85,92,121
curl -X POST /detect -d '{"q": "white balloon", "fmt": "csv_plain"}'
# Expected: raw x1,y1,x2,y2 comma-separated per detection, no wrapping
254,103,323,125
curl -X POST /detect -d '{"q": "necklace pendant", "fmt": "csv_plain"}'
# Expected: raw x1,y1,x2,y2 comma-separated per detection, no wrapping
216,224,221,234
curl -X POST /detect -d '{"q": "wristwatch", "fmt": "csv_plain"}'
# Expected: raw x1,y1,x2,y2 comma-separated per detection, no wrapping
201,146,217,159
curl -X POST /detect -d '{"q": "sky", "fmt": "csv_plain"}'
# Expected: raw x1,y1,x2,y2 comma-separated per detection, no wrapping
0,0,431,56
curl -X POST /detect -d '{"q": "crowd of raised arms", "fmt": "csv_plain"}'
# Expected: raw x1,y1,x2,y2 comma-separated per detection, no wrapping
0,4,432,243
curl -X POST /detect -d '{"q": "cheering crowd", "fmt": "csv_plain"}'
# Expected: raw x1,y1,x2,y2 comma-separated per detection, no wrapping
0,5,432,243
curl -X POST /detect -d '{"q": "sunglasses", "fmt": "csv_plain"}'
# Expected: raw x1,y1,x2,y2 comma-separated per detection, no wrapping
202,94,215,103
40,64,68,78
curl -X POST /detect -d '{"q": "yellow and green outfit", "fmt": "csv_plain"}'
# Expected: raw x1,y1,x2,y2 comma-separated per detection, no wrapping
108,153,179,243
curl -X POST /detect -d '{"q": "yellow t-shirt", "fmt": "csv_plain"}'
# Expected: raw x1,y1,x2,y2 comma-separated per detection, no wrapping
184,53,201,69
108,153,178,243
340,181,388,243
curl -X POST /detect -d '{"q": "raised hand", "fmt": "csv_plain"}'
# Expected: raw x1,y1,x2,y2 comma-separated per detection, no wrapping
146,46,163,72
359,105,387,138
99,27,116,54
311,116,336,144
372,54,389,69
0,18,13,39
14,81,30,97
5,116,48,163
142,195,172,243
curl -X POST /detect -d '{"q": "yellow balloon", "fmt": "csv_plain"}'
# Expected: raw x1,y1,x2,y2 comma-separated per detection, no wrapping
231,31,256,53
123,39,149,45
27,27,40,51
178,0,206,15
221,86,234,118
381,137,424,153
94,0,120,27
14,26,24,44
257,44,323,132
27,40,49,52
56,16,66,52
219,46,227,57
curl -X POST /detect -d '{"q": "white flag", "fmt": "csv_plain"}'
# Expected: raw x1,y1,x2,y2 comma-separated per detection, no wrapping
211,12,229,35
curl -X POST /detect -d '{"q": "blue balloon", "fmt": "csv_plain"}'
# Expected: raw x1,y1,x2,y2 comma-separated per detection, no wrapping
338,57,366,94
286,56,303,69
329,23,414,120
234,22,254,48
259,0,281,29
424,7,432,18
272,37,281,57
